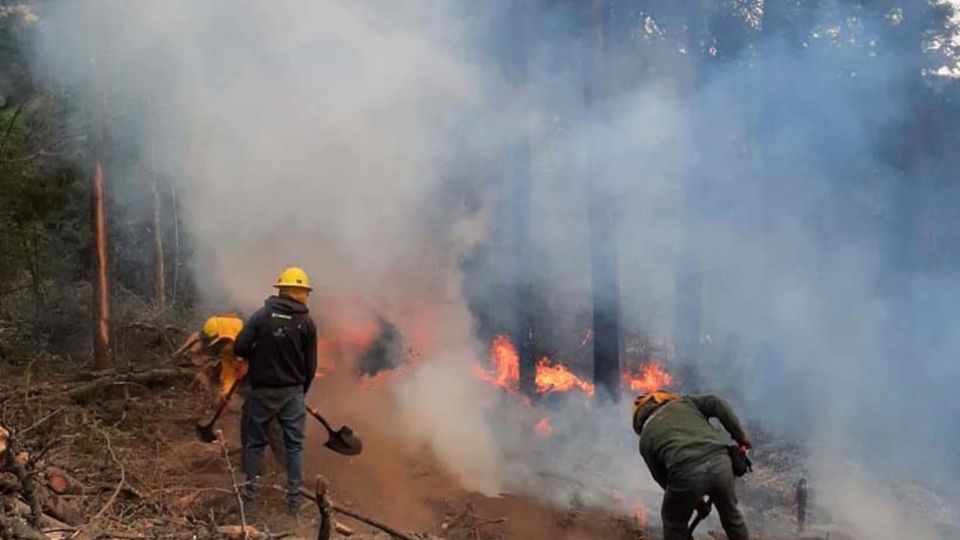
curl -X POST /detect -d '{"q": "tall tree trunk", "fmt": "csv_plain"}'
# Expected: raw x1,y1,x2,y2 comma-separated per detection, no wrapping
506,0,536,398
90,77,113,371
146,98,166,314
15,224,43,322
151,177,165,313
91,155,112,370
585,0,621,403
149,163,165,313
169,178,181,308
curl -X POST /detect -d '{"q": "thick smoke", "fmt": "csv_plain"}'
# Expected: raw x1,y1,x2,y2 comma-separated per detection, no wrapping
33,1,960,537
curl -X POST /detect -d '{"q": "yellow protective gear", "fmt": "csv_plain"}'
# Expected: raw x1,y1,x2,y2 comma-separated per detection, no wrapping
632,390,681,418
201,315,244,348
217,345,247,400
197,315,246,401
273,266,312,291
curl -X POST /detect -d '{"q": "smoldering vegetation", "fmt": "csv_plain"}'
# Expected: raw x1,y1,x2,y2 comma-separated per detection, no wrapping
27,1,960,538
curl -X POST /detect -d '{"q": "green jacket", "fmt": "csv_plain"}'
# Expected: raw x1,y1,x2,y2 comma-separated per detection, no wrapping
635,395,746,488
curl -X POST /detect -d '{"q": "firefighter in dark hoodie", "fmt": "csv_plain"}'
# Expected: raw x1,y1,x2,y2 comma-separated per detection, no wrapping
632,390,752,540
234,266,318,517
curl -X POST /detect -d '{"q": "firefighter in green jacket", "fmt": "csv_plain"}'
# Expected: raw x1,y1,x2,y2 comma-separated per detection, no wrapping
632,391,752,540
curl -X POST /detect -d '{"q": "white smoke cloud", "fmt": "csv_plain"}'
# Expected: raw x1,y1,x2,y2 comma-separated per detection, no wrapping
31,1,960,537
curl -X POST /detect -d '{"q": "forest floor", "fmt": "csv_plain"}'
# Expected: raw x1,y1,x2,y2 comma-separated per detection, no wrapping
0,327,834,540
0,329,654,540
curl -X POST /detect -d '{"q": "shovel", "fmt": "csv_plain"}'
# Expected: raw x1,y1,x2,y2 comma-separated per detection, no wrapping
196,378,241,443
688,496,712,539
306,406,362,456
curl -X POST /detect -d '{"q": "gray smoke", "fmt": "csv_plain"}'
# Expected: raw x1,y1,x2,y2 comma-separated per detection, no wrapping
32,2,960,538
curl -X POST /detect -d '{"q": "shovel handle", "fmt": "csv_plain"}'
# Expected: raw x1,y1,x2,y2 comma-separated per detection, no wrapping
688,496,712,538
199,377,241,429
306,406,335,433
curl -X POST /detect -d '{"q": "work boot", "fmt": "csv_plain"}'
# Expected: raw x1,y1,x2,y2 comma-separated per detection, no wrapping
285,495,301,517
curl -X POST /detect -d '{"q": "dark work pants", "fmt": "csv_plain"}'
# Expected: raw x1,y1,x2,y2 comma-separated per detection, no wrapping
661,452,749,540
242,385,305,503
238,381,286,468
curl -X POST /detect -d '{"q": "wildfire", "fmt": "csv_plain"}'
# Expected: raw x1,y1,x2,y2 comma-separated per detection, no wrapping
475,336,674,399
534,358,595,396
474,335,520,390
534,416,553,436
623,362,673,393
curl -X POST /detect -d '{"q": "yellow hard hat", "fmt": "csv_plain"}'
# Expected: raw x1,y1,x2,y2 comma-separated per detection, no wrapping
274,266,312,291
202,316,244,347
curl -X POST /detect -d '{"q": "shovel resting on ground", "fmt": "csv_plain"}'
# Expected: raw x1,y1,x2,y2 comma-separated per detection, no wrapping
306,406,362,456
196,378,241,443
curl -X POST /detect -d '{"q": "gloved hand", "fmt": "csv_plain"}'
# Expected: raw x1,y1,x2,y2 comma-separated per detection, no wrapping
739,437,752,452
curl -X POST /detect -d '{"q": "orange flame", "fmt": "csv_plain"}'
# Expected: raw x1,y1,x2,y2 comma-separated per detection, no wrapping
633,505,647,528
534,416,553,436
624,362,673,393
535,357,595,396
475,335,520,390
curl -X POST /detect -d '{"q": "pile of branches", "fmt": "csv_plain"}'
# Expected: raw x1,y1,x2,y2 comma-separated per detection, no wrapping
0,363,201,539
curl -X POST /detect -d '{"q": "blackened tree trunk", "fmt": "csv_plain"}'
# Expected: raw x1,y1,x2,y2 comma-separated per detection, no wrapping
585,0,621,403
505,0,537,397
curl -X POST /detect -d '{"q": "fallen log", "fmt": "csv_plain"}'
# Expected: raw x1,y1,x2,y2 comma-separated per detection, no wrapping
70,367,194,403
37,486,82,525
12,497,72,529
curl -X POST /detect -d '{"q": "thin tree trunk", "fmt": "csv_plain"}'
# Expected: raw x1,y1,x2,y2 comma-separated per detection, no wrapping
585,0,621,403
15,225,43,322
146,97,166,314
91,155,112,370
151,175,165,313
169,180,180,309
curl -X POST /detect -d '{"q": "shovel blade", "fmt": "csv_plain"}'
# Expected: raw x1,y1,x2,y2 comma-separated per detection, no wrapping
324,427,362,456
195,422,217,443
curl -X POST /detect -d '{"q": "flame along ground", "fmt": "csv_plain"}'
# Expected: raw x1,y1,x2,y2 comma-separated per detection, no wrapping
474,334,673,398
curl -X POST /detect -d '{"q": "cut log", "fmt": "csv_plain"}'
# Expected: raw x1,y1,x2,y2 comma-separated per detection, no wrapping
38,486,82,525
46,468,81,495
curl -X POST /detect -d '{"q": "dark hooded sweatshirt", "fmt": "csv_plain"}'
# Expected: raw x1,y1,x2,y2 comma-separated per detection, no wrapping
234,295,318,394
